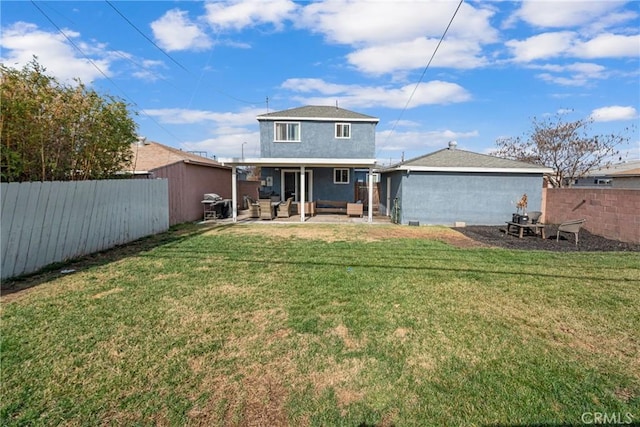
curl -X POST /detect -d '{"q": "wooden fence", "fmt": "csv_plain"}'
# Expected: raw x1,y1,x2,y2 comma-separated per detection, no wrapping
1,179,169,280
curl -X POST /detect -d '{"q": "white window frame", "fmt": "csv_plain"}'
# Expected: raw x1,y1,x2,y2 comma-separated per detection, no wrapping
274,122,300,142
333,168,350,184
335,123,351,139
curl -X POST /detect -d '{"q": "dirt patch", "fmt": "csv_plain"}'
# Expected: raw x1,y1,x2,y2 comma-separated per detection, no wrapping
212,223,486,248
454,225,640,252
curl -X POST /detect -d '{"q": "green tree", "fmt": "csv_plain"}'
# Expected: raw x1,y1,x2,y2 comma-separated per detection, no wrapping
491,112,632,187
1,59,136,182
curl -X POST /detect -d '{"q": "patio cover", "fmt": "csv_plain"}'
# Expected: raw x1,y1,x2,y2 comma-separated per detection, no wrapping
220,157,377,223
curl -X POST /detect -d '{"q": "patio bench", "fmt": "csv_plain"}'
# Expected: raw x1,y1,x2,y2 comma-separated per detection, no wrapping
315,200,348,214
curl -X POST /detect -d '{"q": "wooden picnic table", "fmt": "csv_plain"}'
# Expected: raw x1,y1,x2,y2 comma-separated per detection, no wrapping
505,221,546,239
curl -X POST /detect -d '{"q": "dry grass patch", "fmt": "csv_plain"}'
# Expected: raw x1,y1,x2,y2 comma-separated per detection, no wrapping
326,323,363,350
206,223,487,248
90,287,123,299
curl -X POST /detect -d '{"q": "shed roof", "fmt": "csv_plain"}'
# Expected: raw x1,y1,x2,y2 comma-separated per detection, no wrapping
130,141,229,172
257,105,379,122
381,145,553,174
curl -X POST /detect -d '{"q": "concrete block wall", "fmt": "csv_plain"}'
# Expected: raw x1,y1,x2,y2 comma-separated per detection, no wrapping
544,188,640,243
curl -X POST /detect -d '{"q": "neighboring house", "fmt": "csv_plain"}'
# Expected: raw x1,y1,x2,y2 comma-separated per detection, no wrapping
574,160,640,189
378,142,553,226
222,105,379,221
129,140,231,225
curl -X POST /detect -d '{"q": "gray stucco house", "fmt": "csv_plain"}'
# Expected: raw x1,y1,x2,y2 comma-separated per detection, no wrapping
222,105,379,222
378,142,553,226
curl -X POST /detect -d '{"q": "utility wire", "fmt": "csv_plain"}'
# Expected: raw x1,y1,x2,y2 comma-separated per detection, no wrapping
30,0,187,145
106,0,263,106
382,0,464,147
106,0,190,73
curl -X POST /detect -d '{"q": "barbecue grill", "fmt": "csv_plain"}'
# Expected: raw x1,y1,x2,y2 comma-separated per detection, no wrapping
201,193,230,220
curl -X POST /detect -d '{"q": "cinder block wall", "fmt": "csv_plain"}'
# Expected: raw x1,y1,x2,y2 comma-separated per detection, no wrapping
544,188,640,243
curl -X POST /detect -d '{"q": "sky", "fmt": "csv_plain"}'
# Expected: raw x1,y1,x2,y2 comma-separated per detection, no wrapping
2,0,639,165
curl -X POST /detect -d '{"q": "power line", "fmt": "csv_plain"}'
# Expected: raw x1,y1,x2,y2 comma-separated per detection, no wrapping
382,0,464,147
30,0,187,145
105,0,263,106
105,0,190,73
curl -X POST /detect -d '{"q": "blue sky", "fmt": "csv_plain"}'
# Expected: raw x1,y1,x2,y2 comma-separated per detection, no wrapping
2,0,639,164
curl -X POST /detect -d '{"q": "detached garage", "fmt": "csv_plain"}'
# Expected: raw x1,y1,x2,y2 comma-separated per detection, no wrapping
378,142,553,226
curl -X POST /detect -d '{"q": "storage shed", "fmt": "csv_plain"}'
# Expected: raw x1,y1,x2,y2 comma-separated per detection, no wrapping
129,140,231,225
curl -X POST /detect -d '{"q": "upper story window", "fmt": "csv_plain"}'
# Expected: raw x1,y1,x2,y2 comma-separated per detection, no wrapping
334,168,350,184
275,122,300,142
335,123,351,139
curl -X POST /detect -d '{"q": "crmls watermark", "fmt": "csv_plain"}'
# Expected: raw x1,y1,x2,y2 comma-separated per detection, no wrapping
581,412,635,425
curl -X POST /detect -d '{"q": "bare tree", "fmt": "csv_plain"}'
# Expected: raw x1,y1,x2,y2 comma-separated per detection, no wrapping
491,112,632,187
1,59,136,182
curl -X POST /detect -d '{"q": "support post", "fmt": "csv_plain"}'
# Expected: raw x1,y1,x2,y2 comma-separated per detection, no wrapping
368,168,374,223
300,166,306,222
231,165,237,223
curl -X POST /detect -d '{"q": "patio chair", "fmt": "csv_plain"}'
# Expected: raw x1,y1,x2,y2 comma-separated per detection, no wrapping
556,219,586,244
277,197,293,218
247,197,260,218
528,211,542,224
259,199,274,220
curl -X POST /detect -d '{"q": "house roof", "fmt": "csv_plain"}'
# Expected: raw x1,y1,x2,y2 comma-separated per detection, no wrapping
257,105,379,122
585,160,640,177
129,141,229,172
381,144,553,174
611,167,640,177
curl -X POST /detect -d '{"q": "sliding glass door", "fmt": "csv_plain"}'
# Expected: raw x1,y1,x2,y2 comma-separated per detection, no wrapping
281,170,313,202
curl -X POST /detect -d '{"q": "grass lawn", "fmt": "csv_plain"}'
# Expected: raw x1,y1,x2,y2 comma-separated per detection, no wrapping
1,223,639,426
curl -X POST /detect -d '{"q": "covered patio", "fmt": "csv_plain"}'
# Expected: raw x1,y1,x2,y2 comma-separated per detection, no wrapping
221,158,378,223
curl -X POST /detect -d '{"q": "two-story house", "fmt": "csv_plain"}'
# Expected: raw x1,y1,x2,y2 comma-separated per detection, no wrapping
223,105,379,222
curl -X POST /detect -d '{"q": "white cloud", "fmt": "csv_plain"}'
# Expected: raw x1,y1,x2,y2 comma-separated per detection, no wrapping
298,1,497,46
513,0,629,28
151,9,212,51
182,130,261,158
571,33,640,58
532,62,608,86
506,31,577,62
346,37,488,75
376,128,479,156
203,0,298,31
0,22,111,83
590,105,638,122
296,1,497,76
142,107,262,126
281,78,471,109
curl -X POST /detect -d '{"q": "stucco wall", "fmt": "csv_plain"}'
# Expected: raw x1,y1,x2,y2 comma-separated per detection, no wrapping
261,167,357,202
394,172,544,226
544,188,640,243
259,120,376,158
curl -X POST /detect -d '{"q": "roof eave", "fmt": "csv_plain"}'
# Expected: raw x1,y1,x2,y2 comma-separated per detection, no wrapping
257,116,379,123
381,166,554,174
219,157,377,168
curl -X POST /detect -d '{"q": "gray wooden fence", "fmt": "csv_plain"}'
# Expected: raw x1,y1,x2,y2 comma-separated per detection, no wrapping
1,179,169,280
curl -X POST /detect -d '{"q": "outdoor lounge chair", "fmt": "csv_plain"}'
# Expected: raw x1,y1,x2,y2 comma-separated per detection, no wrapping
556,219,586,244
259,199,274,220
277,197,293,218
528,211,542,224
247,198,260,218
